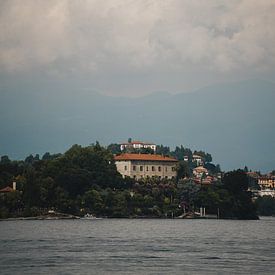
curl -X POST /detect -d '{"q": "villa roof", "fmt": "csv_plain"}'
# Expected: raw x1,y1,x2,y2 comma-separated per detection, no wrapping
114,153,177,162
193,166,208,172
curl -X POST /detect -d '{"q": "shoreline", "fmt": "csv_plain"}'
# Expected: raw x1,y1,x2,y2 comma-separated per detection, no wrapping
1,215,265,221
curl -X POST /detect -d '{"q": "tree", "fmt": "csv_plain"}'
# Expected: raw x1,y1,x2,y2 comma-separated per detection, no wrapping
221,170,258,219
42,152,62,161
42,152,51,161
156,145,170,156
107,143,121,154
25,154,35,164
139,148,155,154
22,168,41,209
1,155,11,164
204,163,221,174
195,186,221,214
255,196,275,216
176,161,190,181
0,191,23,218
56,168,94,198
54,143,123,190
179,182,200,212
171,146,192,161
82,189,104,214
0,159,24,188
39,177,56,207
205,153,212,163
222,170,249,193
112,191,128,217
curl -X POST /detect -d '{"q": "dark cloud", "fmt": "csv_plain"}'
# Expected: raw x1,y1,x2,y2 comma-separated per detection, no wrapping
0,0,275,95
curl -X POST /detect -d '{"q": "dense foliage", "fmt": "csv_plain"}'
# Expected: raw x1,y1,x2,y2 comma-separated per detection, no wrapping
255,196,275,216
0,145,258,219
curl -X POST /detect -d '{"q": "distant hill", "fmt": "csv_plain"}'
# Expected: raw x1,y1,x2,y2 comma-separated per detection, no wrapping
0,79,274,172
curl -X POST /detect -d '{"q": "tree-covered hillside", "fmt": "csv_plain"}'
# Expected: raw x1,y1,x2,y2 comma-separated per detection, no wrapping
0,144,259,219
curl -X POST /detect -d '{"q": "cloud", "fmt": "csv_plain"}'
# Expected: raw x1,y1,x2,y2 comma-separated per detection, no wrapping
0,0,275,79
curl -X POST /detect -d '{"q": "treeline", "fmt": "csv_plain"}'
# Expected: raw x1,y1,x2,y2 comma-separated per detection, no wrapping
255,196,275,216
0,143,259,219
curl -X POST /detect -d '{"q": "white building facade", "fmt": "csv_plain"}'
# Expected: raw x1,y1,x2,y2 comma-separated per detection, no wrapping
192,155,204,166
120,141,156,152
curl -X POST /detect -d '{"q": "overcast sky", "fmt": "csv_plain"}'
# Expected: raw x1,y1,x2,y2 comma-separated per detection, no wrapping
1,0,275,96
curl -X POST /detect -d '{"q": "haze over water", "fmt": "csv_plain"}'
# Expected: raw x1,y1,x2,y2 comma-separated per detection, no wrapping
1,218,275,274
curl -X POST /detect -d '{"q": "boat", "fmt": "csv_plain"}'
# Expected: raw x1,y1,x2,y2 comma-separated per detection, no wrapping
82,213,101,219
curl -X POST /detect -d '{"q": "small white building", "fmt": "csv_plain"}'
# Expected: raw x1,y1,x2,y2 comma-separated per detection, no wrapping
120,140,156,152
192,154,204,166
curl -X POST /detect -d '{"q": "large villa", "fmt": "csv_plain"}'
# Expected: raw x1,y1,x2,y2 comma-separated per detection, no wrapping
114,153,178,180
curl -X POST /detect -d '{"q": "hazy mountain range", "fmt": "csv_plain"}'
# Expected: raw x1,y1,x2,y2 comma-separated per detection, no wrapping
0,79,274,172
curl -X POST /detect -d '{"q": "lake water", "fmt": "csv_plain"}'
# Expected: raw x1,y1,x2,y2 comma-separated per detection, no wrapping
0,218,275,274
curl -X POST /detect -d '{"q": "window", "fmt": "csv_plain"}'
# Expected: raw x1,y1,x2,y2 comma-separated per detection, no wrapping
152,166,155,171
124,166,127,171
165,167,167,172
172,167,176,172
158,166,161,172
140,166,143,171
133,165,136,171
146,166,149,171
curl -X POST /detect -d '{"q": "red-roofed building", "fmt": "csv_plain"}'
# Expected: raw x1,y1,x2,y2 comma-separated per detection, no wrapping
114,153,178,180
0,186,14,193
0,182,17,193
193,166,208,178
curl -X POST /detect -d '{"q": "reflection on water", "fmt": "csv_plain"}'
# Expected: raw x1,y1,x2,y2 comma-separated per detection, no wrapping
1,218,275,274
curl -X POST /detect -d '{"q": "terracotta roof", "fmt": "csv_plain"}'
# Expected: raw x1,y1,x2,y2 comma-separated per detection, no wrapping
193,166,208,172
114,153,178,162
202,179,212,185
0,186,14,193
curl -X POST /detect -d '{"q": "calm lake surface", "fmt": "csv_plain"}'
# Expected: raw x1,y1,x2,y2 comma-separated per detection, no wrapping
0,218,275,274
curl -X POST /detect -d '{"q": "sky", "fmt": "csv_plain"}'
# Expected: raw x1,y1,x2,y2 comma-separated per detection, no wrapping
1,0,275,96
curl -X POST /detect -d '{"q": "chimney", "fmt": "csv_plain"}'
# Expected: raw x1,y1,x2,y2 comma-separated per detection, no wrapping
12,181,16,191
